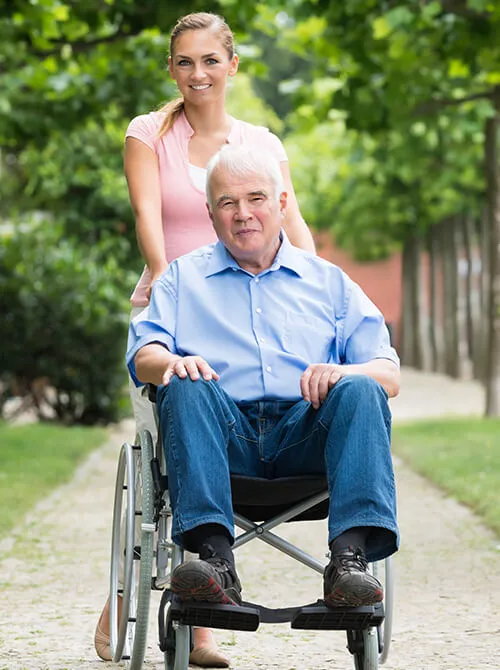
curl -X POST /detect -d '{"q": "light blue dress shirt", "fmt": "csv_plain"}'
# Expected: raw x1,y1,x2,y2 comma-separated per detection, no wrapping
127,233,399,402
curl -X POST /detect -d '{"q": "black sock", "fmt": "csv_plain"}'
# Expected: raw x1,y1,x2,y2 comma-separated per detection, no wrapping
183,523,235,568
329,527,370,556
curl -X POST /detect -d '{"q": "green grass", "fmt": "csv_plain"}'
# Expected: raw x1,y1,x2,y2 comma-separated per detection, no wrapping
0,421,107,538
392,417,500,536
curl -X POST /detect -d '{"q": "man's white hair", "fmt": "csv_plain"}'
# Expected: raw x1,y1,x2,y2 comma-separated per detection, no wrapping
206,145,285,209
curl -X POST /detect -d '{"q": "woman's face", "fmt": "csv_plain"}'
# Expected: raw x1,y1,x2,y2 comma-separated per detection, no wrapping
168,29,238,105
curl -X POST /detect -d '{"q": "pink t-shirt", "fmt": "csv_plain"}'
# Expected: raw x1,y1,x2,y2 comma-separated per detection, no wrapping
126,111,288,306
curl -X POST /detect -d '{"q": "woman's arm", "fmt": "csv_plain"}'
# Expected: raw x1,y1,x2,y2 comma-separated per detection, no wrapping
280,161,316,253
124,137,169,292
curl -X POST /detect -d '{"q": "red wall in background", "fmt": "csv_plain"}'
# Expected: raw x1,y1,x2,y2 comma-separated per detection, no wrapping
315,232,402,345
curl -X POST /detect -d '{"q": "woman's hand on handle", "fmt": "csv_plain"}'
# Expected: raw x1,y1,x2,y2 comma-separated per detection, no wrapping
145,264,169,302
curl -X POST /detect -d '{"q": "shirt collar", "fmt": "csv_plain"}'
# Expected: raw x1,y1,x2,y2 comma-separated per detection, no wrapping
205,231,307,278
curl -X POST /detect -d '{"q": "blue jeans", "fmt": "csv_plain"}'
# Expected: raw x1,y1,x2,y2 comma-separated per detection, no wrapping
157,375,398,563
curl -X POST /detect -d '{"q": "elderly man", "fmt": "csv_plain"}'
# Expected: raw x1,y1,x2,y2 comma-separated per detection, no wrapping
127,145,400,610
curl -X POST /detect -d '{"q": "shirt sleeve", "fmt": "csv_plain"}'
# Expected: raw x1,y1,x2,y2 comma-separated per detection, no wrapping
339,278,400,367
262,130,288,163
126,265,179,386
125,113,161,152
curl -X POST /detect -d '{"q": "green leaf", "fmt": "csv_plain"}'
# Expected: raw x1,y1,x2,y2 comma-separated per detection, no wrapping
449,59,470,78
373,17,391,40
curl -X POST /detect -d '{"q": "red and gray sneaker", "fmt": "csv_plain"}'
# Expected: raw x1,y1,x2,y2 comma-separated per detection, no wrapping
171,545,242,606
323,546,383,608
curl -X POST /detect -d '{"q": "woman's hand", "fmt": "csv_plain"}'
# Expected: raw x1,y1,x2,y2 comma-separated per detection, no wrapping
145,264,169,302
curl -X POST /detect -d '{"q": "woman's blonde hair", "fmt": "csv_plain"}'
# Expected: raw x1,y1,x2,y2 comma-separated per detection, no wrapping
158,12,235,138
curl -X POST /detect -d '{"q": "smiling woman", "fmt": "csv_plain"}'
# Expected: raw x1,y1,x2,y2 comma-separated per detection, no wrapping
93,12,317,668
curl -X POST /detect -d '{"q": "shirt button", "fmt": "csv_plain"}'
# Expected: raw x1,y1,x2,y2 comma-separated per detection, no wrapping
255,277,260,283
256,307,262,314
260,337,265,343
266,366,272,372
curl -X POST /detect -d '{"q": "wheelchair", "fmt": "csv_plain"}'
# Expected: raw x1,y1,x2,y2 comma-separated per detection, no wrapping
107,388,395,670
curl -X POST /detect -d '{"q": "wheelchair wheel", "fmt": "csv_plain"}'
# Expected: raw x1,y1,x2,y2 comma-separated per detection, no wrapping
160,543,191,670
373,556,394,664
348,557,394,670
351,627,379,670
109,431,155,669
162,600,191,670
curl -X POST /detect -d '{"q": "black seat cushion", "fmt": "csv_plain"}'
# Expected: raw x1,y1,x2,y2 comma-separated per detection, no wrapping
230,474,328,522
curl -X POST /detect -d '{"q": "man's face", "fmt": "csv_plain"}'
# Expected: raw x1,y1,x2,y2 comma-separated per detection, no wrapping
207,168,287,272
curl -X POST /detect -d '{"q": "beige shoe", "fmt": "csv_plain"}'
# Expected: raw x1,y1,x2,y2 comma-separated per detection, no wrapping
94,595,122,661
189,646,231,668
95,596,229,667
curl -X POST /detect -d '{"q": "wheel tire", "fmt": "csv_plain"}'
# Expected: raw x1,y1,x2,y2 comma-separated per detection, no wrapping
109,442,135,662
361,627,379,670
348,557,393,670
129,430,155,669
350,626,378,670
373,557,394,664
109,432,155,668
162,600,191,670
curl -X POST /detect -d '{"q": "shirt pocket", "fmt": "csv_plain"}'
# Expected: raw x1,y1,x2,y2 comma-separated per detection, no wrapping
283,311,335,363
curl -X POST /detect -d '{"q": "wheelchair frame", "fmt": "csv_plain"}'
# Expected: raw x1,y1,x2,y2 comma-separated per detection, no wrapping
107,427,394,670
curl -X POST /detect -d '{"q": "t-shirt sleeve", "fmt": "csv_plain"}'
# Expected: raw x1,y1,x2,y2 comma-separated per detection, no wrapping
125,113,161,152
262,130,288,163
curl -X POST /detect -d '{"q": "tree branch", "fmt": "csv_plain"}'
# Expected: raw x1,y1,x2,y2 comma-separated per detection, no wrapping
439,0,490,20
30,25,144,58
414,89,496,116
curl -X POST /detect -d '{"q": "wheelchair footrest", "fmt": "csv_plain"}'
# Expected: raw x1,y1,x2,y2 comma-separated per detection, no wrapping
171,600,260,632
291,601,384,631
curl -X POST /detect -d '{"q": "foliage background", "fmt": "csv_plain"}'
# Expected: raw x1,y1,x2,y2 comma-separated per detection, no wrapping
1,0,499,421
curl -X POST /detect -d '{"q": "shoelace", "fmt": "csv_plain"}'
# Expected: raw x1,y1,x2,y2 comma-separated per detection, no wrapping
199,544,238,588
334,546,368,572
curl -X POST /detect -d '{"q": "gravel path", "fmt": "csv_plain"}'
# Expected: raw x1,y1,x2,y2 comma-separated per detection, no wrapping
0,368,499,670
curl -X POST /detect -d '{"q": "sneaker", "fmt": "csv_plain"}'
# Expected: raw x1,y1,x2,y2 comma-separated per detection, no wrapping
323,546,383,608
171,545,242,605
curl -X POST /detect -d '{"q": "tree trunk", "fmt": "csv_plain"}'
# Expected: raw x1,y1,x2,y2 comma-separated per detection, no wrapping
474,206,490,381
427,224,443,372
456,215,472,378
400,231,426,368
462,214,474,362
463,213,483,380
484,109,500,415
440,218,460,377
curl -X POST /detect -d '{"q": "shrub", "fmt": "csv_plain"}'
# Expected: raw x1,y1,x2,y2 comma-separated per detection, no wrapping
0,221,136,424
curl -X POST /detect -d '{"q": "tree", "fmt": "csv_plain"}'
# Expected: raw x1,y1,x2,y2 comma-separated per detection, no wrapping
0,1,281,423
270,0,500,414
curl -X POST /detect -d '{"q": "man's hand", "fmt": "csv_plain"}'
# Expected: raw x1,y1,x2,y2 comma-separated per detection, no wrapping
162,355,220,386
300,364,343,410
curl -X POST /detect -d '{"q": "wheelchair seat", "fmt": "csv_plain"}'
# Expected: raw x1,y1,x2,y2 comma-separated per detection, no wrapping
231,473,329,522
